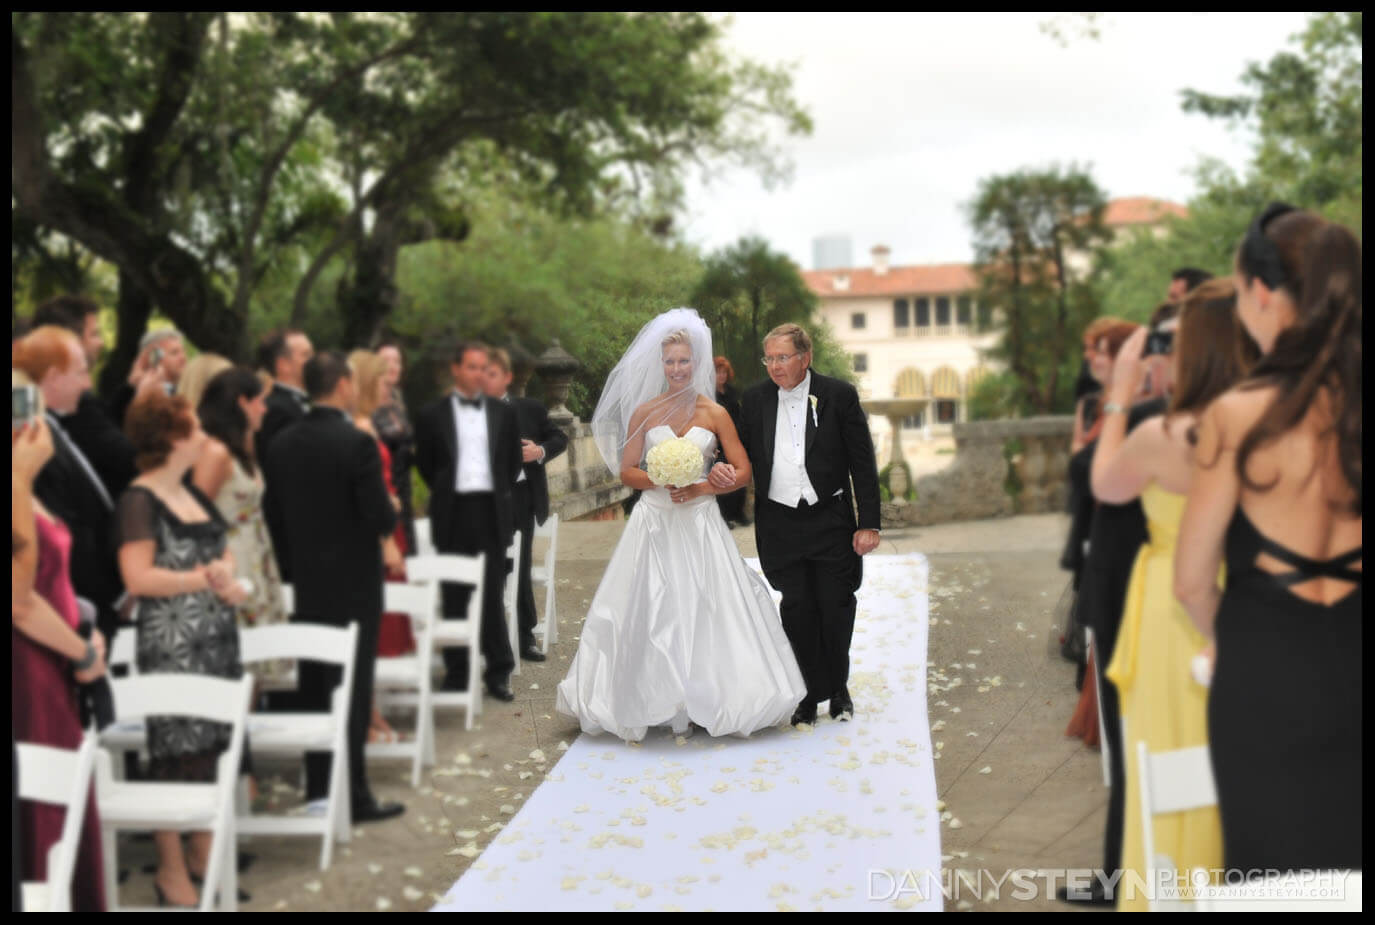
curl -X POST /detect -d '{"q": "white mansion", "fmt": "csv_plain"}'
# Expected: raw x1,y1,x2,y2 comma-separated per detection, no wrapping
803,197,1187,465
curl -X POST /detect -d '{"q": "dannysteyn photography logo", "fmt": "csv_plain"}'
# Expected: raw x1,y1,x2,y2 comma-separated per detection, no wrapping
867,868,1358,906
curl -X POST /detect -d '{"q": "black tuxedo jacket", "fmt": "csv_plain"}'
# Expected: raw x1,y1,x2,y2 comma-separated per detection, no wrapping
740,370,882,532
57,391,137,500
414,394,523,548
262,407,396,625
256,383,310,473
510,396,569,525
34,414,124,640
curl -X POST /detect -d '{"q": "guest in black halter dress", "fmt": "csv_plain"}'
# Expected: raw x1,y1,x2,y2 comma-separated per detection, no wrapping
1175,202,1363,878
1209,509,1362,872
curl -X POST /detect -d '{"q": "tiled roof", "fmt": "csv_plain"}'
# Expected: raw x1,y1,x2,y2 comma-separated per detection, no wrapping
805,197,1186,298
803,263,977,298
1102,196,1188,227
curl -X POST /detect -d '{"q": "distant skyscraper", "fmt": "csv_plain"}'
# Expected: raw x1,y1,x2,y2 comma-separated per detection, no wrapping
812,235,853,271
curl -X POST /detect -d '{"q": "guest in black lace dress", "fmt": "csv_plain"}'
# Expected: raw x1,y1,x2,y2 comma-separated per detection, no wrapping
1176,204,1362,875
116,391,248,908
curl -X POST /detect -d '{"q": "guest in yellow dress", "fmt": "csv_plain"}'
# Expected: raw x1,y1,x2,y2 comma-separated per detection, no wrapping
1089,278,1257,910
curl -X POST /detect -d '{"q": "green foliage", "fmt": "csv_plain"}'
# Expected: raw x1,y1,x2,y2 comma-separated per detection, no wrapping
691,235,849,391
1099,13,1362,318
12,12,811,383
967,164,1109,415
383,191,704,416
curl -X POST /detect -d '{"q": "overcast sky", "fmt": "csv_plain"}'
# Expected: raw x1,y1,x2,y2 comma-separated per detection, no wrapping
679,12,1311,270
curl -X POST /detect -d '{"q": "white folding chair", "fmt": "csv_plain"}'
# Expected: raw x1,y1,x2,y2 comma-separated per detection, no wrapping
1135,741,1218,912
108,629,137,677
252,584,300,694
413,517,436,557
400,553,485,728
505,531,523,677
530,513,560,653
236,622,358,871
17,733,99,912
97,673,254,912
371,580,443,787
1193,870,1361,912
1085,626,1110,787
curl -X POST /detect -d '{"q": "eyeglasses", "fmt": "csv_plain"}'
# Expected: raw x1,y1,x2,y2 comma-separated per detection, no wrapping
761,353,799,367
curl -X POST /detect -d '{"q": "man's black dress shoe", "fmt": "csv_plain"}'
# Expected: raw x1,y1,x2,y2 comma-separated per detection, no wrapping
520,646,547,663
486,682,516,702
1055,882,1115,906
829,689,854,721
790,702,817,727
352,799,405,823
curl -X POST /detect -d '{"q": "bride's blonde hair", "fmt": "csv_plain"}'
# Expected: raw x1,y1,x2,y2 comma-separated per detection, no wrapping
660,329,692,351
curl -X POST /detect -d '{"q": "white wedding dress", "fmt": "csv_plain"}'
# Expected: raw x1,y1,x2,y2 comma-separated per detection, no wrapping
556,425,807,742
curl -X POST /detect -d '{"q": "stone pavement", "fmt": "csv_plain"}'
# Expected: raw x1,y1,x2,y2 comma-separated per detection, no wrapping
108,513,1102,912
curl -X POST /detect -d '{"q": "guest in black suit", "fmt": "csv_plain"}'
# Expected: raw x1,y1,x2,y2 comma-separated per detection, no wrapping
414,340,523,702
483,348,569,662
15,326,126,645
734,323,883,727
30,295,137,500
262,351,403,824
254,329,314,474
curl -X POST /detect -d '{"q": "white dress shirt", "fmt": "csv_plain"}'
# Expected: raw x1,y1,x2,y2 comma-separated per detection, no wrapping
768,371,819,508
452,392,494,493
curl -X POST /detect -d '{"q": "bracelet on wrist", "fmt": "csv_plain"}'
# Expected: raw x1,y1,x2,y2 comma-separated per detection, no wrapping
74,640,97,672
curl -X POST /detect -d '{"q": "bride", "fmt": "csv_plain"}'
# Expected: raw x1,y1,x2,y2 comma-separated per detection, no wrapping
555,308,806,742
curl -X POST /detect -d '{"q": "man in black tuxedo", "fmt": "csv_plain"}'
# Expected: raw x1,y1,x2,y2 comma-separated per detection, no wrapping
483,348,569,662
30,295,138,500
732,323,883,727
19,326,127,646
255,329,314,473
263,351,403,824
414,341,522,702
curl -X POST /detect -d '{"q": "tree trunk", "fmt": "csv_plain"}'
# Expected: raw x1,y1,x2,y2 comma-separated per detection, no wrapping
99,272,153,398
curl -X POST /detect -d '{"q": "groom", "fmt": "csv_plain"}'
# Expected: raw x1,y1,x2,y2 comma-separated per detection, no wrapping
725,323,882,726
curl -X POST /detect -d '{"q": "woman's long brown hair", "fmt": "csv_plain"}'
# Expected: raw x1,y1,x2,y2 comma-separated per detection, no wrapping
1167,278,1259,436
1234,206,1362,514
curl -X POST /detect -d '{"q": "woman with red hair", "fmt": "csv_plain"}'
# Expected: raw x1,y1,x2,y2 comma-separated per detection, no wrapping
713,356,749,526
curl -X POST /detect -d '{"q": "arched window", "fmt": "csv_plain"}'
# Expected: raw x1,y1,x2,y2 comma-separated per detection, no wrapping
931,366,961,398
894,368,926,398
966,365,991,393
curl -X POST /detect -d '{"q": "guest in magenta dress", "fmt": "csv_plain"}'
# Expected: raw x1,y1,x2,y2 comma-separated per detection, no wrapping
11,404,108,912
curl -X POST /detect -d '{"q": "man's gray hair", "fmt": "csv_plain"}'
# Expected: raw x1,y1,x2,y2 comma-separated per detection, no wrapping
763,323,812,355
138,327,183,351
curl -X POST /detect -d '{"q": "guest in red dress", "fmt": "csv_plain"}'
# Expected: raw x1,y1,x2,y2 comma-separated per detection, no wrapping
11,400,108,912
350,350,415,744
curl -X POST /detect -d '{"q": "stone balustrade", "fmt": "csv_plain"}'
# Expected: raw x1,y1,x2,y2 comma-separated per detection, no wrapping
880,415,1073,528
546,421,633,522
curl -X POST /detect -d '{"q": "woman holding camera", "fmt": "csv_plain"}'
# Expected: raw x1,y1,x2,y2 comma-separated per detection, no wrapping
1090,279,1257,909
1175,205,1361,875
11,367,109,912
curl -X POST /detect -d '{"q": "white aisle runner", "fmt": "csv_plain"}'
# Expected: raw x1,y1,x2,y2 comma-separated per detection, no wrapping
434,554,941,912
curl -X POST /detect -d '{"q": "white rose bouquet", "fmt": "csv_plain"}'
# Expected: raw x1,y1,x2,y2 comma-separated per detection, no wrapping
646,436,705,487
